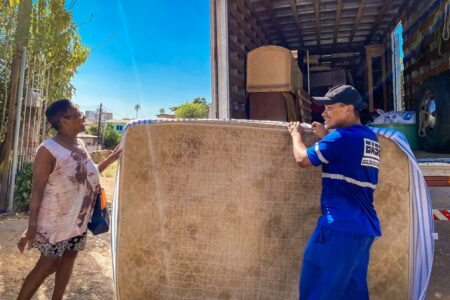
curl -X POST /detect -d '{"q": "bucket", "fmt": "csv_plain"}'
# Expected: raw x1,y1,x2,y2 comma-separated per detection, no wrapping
370,123,420,150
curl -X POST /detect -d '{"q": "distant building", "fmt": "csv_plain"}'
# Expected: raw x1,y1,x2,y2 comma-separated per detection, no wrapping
103,111,113,121
105,119,129,134
85,109,113,123
84,119,97,127
83,120,98,137
85,111,97,121
77,133,99,151
156,113,175,119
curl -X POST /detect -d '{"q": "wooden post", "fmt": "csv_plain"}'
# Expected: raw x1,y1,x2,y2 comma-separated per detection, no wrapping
381,51,388,111
365,44,388,112
210,0,230,119
366,51,374,111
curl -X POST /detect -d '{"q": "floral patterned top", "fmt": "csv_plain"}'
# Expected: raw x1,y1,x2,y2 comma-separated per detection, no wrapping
33,138,100,244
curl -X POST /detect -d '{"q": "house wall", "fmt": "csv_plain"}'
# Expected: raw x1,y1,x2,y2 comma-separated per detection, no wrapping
79,136,98,152
108,122,127,134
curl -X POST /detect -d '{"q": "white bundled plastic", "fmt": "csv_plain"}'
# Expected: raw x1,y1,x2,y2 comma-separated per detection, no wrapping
372,110,416,125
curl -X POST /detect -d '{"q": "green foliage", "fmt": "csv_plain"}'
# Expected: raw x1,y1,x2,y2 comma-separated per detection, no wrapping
102,161,117,178
0,0,90,127
103,123,120,149
87,125,99,136
192,97,207,104
28,0,89,101
0,0,19,129
173,97,209,119
45,127,57,139
14,162,33,211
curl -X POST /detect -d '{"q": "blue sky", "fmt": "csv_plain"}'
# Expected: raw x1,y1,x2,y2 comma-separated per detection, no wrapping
395,23,404,60
70,0,211,119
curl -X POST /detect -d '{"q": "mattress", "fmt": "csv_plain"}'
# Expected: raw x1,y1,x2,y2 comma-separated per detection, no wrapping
112,120,411,300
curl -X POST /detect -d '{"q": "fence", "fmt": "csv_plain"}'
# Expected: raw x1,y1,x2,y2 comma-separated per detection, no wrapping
1,48,51,209
6,53,50,168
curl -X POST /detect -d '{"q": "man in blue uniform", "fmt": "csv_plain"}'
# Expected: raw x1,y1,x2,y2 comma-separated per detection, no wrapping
288,85,381,300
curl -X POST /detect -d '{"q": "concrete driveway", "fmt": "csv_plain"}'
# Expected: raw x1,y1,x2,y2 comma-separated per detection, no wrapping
427,187,450,300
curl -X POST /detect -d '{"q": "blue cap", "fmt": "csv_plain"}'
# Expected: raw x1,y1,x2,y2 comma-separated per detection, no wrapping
311,85,367,111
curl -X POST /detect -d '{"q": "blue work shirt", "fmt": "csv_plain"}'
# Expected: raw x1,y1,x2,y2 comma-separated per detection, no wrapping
306,125,382,236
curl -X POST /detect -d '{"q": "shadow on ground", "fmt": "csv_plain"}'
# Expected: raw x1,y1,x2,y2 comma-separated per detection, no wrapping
0,215,114,300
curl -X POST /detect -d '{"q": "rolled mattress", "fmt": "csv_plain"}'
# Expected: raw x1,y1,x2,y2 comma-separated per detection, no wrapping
112,120,419,299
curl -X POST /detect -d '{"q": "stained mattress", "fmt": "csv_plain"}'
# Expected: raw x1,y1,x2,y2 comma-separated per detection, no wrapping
112,120,412,299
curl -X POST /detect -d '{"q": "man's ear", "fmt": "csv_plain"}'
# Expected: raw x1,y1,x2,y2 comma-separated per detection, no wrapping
345,105,354,114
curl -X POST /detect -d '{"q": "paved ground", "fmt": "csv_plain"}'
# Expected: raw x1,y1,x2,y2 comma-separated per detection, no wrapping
426,187,450,300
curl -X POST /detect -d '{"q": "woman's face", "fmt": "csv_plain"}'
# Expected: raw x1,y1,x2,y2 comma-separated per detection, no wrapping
60,106,86,134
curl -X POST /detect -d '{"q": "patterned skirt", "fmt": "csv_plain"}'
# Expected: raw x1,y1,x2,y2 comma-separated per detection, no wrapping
33,232,87,257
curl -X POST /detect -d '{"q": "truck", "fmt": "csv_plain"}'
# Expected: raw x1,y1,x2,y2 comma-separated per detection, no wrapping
209,0,450,156
210,0,450,186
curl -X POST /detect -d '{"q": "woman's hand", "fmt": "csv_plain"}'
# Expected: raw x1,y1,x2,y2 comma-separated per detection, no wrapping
98,144,122,173
17,228,36,253
312,122,328,138
110,144,122,161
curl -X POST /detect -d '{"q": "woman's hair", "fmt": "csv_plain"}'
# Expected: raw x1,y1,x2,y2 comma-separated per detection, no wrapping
45,99,73,130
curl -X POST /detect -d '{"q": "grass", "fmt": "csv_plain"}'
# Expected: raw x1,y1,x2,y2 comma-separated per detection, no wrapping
102,161,118,178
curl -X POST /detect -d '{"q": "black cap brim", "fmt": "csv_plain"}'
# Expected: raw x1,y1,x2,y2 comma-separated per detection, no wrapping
311,96,336,106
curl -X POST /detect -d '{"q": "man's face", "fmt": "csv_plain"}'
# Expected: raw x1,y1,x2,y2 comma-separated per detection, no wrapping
322,103,353,129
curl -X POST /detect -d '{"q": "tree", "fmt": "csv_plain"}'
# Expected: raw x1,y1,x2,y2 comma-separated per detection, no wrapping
102,123,120,150
192,97,207,104
87,125,99,136
0,0,18,126
0,0,32,208
134,104,140,119
159,108,165,115
0,1,90,138
29,0,89,101
174,100,209,119
0,0,90,208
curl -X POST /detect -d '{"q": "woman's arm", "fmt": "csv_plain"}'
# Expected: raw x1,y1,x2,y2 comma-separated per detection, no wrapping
97,145,122,173
17,147,54,253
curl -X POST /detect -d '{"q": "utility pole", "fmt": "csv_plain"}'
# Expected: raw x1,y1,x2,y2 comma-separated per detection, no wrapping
97,102,102,149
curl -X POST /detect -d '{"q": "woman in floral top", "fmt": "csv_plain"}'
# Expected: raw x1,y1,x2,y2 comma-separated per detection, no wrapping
17,99,120,300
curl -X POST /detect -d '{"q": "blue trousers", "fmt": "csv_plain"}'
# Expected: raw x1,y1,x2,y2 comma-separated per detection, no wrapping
299,226,375,300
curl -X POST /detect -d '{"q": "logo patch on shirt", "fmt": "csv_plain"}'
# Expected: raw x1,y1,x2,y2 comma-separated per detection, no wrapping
361,138,380,169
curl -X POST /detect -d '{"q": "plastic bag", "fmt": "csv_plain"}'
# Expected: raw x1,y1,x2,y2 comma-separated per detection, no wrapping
372,110,416,125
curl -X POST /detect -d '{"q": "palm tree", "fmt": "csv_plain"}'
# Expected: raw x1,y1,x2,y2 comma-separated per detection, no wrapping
134,104,141,119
